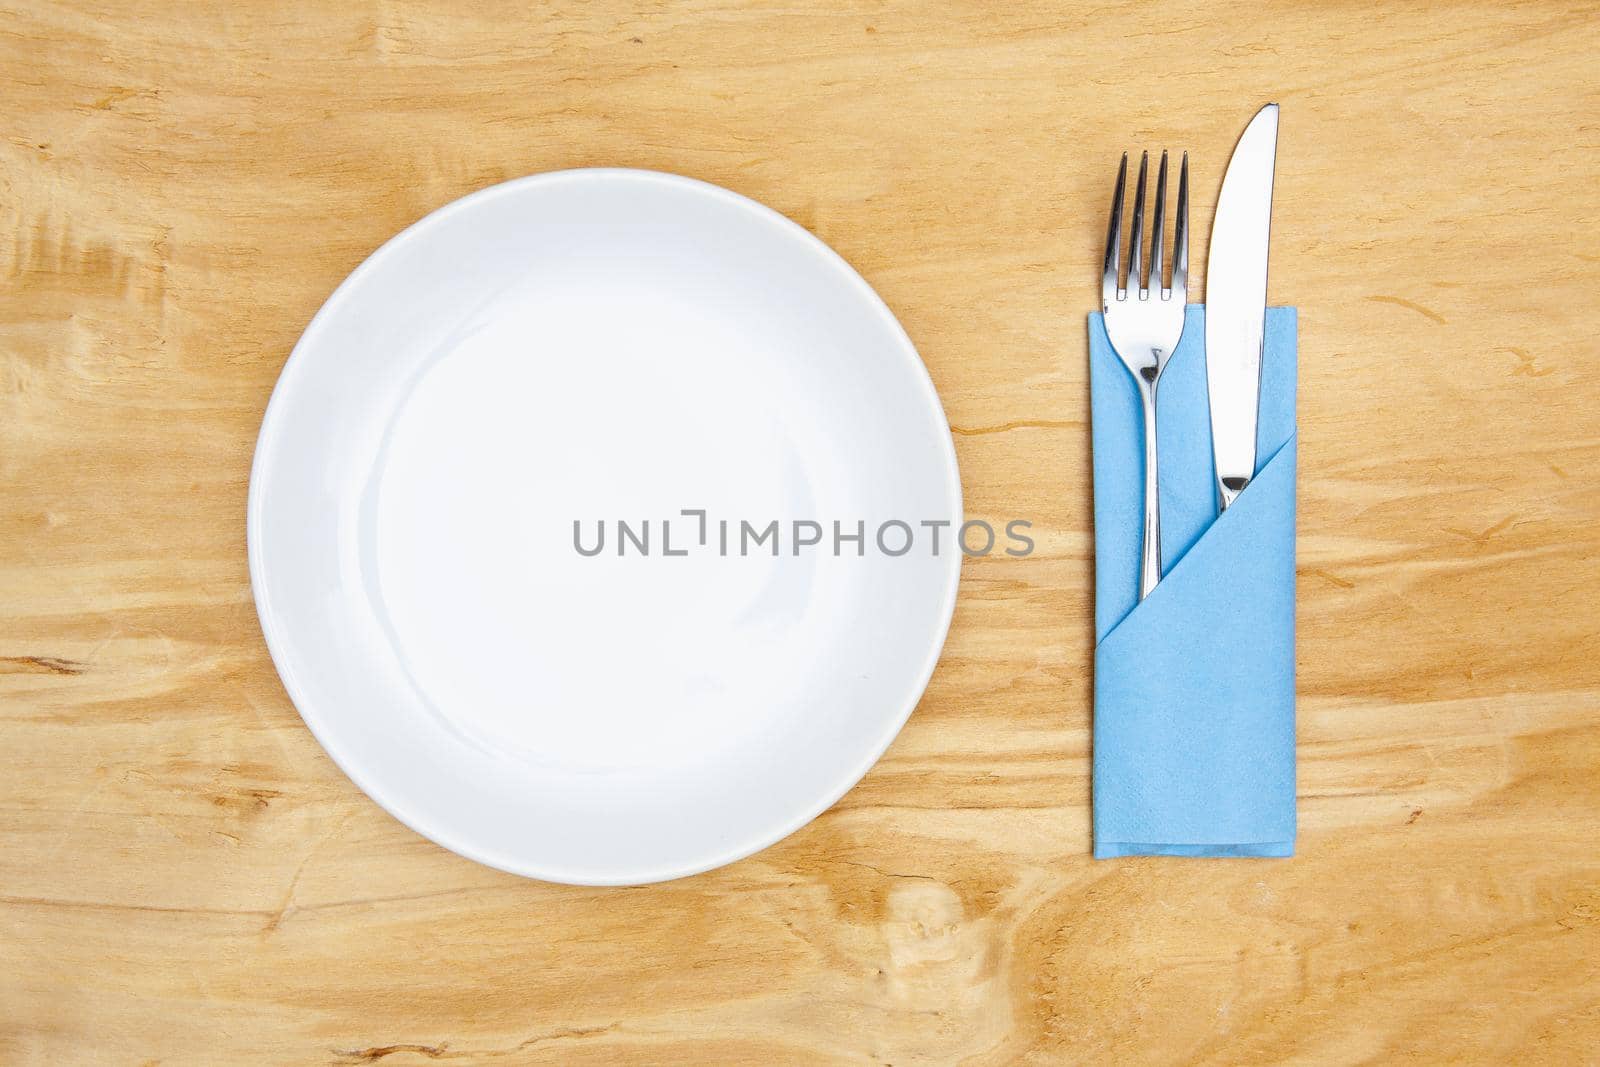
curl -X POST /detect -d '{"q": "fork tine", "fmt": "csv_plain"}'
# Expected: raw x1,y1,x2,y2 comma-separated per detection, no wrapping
1128,151,1148,296
1171,151,1189,300
1150,151,1168,294
1103,153,1127,306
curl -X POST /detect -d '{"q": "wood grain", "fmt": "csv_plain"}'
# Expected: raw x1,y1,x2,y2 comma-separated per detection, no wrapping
4,1,1600,1063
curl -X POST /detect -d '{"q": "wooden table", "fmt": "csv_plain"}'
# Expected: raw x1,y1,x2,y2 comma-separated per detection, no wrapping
4,2,1598,1063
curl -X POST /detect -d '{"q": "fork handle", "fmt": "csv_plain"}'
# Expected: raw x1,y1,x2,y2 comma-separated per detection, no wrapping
1138,379,1162,599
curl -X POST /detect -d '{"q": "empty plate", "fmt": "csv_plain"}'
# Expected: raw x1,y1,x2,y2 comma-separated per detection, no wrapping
248,169,962,884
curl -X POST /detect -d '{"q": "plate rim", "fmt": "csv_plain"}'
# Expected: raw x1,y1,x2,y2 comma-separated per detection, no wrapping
247,167,964,885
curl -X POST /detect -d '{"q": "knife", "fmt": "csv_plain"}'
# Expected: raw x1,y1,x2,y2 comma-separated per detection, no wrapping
1205,103,1279,510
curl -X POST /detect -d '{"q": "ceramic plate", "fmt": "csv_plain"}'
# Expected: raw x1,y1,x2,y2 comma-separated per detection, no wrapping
248,169,962,884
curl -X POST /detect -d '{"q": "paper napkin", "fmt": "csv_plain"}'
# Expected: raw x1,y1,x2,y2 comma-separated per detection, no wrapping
1089,305,1297,858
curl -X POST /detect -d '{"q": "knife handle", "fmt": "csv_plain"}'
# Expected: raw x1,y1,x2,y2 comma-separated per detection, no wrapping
1218,476,1247,511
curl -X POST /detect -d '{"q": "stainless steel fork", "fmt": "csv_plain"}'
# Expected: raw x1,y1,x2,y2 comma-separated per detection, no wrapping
1102,149,1190,600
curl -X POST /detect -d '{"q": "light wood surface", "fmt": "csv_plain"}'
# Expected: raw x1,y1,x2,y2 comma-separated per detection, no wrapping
4,2,1600,1063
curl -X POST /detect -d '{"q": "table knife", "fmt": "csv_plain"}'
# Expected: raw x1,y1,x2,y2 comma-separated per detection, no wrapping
1205,103,1279,510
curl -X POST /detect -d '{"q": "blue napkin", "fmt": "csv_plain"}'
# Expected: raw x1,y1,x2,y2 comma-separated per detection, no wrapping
1089,305,1297,858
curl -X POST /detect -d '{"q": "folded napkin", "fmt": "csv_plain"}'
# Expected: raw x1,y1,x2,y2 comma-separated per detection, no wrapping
1089,305,1297,858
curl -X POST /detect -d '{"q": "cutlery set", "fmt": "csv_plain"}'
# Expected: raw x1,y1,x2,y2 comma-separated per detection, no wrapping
1101,104,1281,599
1089,103,1297,859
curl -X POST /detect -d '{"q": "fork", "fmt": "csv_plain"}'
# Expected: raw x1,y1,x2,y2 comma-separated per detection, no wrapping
1102,149,1189,600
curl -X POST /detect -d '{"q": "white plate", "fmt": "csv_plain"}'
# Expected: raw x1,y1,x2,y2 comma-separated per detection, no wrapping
248,169,961,885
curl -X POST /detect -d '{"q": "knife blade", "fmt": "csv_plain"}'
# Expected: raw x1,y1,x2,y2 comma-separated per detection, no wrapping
1205,103,1279,510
